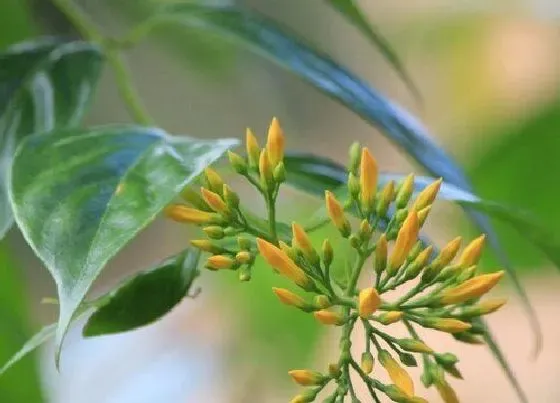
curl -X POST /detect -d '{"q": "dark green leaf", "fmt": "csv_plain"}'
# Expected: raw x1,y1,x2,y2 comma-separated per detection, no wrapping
0,324,56,377
0,38,103,238
324,0,421,102
10,125,237,360
84,249,200,337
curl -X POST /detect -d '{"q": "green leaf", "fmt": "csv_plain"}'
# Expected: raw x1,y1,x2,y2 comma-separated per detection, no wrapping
84,249,201,337
0,38,103,239
324,0,421,102
10,125,237,361
0,324,56,377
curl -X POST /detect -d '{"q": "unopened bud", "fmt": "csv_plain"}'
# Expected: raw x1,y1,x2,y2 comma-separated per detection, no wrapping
237,236,252,250
288,369,324,386
398,352,418,367
377,180,396,217
359,219,372,241
358,287,381,318
420,317,472,334
377,311,404,325
325,191,351,237
165,205,219,225
190,239,224,254
348,142,361,174
349,234,361,249
279,240,298,261
201,188,229,214
292,222,320,265
322,239,333,267
458,298,507,317
273,161,286,183
389,212,419,273
458,234,486,268
328,363,341,378
439,271,504,305
411,178,442,211
259,149,274,190
203,226,225,239
453,331,484,345
235,251,252,264
266,117,285,167
227,151,248,174
395,174,415,209
396,339,433,354
246,128,260,169
375,234,388,276
180,187,210,210
222,184,240,209
314,295,331,309
417,205,431,226
204,167,224,194
361,351,374,374
348,173,360,199
239,265,252,281
404,245,433,280
206,255,235,270
272,287,310,310
313,309,345,326
359,147,378,213
378,349,415,397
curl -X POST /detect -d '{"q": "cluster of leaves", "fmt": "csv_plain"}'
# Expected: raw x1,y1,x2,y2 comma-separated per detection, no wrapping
168,120,508,403
0,0,559,402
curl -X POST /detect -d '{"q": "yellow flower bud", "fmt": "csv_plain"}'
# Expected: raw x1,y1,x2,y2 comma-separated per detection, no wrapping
389,211,419,271
325,190,351,237
288,369,324,386
379,350,415,397
375,234,388,276
279,240,298,261
434,377,460,403
259,149,273,188
190,239,223,254
272,287,307,309
424,318,472,334
361,351,374,374
348,172,360,199
266,117,285,167
313,309,344,325
358,287,381,318
439,271,504,305
359,147,378,213
204,167,224,194
206,255,234,270
417,205,431,226
396,339,433,354
227,150,247,174
246,127,260,169
405,245,433,280
222,184,240,209
289,394,314,403
322,239,333,267
165,204,218,225
257,238,313,289
292,222,319,264
348,142,361,174
412,178,442,211
235,251,252,264
200,188,229,214
377,311,403,325
458,234,486,268
203,226,225,239
459,297,507,318
436,237,462,267
376,180,395,217
395,173,415,208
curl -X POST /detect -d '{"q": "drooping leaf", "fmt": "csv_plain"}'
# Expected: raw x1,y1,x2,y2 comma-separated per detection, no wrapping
0,38,103,239
0,324,56,377
283,153,534,402
324,0,421,102
10,125,237,361
84,249,201,337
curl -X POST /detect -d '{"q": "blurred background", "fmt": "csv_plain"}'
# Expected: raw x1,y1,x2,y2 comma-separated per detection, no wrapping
1,0,560,402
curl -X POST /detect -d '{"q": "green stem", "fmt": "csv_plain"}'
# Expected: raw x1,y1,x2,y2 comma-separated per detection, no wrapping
346,251,367,297
53,0,154,125
266,194,278,243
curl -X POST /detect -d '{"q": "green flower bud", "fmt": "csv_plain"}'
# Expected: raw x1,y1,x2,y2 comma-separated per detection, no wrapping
348,172,360,199
395,173,415,209
203,226,225,240
321,239,333,267
227,151,248,174
273,161,286,183
348,142,361,174
314,295,331,309
222,184,240,209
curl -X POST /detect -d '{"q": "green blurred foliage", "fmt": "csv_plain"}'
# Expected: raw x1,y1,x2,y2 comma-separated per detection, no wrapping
0,1,44,401
468,93,560,271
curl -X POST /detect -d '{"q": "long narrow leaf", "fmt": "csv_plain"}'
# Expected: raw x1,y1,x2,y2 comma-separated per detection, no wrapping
325,0,421,102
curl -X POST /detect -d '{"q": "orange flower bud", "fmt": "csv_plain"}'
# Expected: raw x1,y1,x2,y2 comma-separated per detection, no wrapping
313,309,344,325
412,178,442,211
292,222,319,264
325,190,351,237
272,287,308,309
375,234,388,276
458,234,486,268
266,117,285,167
439,271,504,305
259,149,273,188
204,167,224,194
165,204,217,225
206,255,234,270
358,287,381,318
359,147,378,213
423,318,472,334
246,128,260,169
288,369,324,386
389,211,419,271
200,188,229,214
379,350,415,397
257,238,312,289
377,311,404,325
